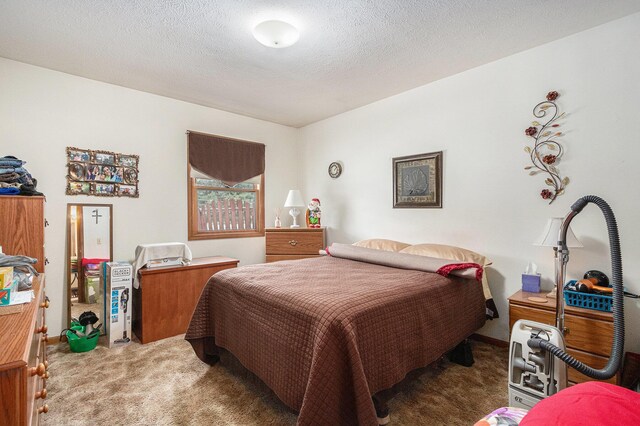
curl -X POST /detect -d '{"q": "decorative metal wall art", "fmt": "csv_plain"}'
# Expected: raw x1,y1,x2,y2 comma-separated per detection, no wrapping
66,147,139,197
393,151,442,208
524,91,569,204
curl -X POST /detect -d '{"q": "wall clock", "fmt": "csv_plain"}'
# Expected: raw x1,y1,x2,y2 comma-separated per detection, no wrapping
328,162,342,179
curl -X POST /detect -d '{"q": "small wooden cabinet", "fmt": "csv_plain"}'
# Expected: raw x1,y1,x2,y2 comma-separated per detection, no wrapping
508,290,619,385
0,196,46,272
265,227,325,262
133,256,238,344
0,275,49,425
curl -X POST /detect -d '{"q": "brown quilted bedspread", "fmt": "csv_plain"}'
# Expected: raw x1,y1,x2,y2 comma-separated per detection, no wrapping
185,256,486,426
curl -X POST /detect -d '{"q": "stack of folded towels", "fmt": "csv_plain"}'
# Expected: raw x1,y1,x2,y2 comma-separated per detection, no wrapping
0,155,43,196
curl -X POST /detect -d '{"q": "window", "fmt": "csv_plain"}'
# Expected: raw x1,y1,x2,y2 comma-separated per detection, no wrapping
187,131,265,240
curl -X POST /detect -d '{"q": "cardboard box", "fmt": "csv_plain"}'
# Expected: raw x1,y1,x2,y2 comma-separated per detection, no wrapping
0,267,13,289
0,277,17,306
104,262,133,348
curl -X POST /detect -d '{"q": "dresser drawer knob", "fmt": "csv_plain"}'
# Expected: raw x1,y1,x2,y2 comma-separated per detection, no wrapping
37,325,48,334
35,388,47,400
44,360,49,369
44,371,50,379
41,334,49,343
38,404,49,414
40,299,50,309
288,240,298,246
30,363,46,377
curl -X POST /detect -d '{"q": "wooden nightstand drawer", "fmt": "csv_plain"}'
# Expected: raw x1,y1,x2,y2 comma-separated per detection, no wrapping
564,314,614,357
566,348,617,384
265,229,324,255
509,304,555,332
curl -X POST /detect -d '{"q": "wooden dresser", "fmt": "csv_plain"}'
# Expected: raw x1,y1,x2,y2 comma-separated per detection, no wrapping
0,275,49,425
265,227,325,262
133,256,239,344
0,196,46,273
508,290,619,385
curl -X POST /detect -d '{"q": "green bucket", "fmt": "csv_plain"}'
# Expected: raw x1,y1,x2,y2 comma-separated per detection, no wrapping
66,324,99,353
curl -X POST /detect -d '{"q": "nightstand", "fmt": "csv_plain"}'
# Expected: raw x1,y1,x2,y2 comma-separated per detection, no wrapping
508,290,620,385
265,227,326,262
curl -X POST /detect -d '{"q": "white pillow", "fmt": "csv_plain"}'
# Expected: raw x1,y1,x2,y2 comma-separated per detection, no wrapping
352,239,410,252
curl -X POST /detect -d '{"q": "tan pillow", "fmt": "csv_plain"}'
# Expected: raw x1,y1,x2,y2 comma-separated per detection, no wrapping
353,239,410,252
399,244,492,267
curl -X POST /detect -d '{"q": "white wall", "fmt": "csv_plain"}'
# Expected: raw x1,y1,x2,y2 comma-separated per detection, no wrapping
299,13,640,351
0,58,298,336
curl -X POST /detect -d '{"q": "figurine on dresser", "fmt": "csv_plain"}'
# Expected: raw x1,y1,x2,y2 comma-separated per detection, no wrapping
305,198,321,228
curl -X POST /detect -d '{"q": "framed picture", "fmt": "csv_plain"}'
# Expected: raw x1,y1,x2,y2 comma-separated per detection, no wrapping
118,155,138,168
68,163,86,181
392,151,442,208
66,147,139,197
94,183,116,196
94,151,116,165
67,181,91,195
117,184,138,196
67,149,90,163
123,167,138,184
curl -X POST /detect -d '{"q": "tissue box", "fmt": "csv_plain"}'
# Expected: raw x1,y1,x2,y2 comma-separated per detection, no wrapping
522,274,541,293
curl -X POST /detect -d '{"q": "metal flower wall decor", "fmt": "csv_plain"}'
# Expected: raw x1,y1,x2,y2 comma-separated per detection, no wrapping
524,91,569,204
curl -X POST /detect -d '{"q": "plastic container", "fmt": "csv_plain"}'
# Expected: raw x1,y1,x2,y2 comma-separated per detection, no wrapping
563,280,612,312
66,324,99,353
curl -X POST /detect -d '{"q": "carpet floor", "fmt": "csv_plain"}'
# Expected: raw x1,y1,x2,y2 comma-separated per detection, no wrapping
42,336,508,425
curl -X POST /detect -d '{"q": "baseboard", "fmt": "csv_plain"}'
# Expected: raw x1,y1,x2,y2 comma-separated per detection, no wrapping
470,333,508,348
47,335,61,345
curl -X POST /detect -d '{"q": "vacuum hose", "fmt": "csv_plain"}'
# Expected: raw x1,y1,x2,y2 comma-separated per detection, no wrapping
528,195,624,380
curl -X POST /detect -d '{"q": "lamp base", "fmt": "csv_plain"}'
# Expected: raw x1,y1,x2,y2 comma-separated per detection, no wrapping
546,286,557,299
289,207,301,228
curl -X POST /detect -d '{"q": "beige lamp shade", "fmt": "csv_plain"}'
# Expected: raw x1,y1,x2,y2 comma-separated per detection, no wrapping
534,217,583,248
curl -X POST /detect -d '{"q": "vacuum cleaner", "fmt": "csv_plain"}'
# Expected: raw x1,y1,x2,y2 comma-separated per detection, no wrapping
508,195,625,409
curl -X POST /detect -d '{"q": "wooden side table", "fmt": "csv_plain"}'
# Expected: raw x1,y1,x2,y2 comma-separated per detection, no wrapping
265,227,325,262
508,290,619,385
133,256,238,343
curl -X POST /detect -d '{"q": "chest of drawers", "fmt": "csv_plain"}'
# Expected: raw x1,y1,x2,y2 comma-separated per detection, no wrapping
265,228,325,262
0,275,49,425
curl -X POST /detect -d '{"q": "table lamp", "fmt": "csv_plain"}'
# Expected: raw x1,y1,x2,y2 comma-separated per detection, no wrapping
534,217,583,298
284,190,305,228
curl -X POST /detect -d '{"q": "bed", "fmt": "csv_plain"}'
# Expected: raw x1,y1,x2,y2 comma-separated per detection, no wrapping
186,244,490,426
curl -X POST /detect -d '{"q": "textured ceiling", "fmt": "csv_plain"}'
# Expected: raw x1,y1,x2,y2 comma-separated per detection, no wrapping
1,1,639,127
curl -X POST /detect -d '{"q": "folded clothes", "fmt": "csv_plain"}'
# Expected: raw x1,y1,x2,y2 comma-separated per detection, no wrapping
0,182,20,188
0,167,27,174
0,172,20,182
0,187,20,195
0,156,25,167
19,183,43,196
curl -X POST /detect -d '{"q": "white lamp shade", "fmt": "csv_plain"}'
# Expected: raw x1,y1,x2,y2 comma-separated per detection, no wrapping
252,20,300,48
534,217,583,248
284,190,305,207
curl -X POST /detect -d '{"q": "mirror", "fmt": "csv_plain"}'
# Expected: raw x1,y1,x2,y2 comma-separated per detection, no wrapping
66,204,113,333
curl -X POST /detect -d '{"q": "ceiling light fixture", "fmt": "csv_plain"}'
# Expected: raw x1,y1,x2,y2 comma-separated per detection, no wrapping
252,20,299,48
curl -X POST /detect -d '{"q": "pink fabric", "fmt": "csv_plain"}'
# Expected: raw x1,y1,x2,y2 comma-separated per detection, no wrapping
437,262,484,281
81,258,109,267
520,382,640,426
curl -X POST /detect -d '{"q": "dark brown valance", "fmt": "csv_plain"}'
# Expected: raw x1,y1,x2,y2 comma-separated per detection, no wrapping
188,131,265,185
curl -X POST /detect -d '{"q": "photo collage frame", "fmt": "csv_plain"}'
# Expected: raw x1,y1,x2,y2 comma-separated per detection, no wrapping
66,147,139,197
